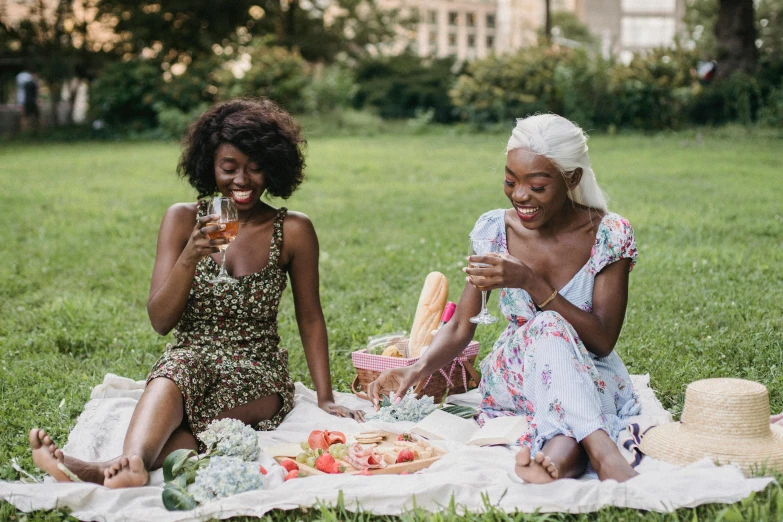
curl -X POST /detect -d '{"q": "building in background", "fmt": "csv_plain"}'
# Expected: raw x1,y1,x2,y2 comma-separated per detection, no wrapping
398,0,683,61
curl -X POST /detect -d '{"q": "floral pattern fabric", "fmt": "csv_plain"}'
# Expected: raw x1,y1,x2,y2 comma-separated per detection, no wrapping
472,209,641,455
147,201,294,447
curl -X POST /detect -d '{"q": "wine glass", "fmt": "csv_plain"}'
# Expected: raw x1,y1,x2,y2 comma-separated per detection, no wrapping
207,197,239,284
468,237,500,324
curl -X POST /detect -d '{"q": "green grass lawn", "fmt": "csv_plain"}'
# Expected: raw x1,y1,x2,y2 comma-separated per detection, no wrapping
1,128,782,521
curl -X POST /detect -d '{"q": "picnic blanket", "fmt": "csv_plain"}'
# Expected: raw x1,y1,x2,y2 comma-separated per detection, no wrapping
0,374,774,521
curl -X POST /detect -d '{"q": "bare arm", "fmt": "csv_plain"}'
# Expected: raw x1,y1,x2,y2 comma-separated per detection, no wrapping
466,254,631,357
284,212,364,420
366,279,482,406
147,203,227,335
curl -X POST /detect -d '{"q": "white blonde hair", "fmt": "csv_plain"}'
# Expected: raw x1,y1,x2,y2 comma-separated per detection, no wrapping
506,114,607,212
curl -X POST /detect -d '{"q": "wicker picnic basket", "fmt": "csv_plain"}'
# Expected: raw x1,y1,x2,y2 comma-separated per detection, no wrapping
351,340,481,403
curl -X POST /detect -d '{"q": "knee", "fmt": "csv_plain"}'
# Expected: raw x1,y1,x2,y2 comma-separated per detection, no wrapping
529,310,569,332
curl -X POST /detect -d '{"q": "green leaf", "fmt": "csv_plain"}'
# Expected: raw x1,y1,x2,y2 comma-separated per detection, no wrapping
162,449,195,482
162,484,197,511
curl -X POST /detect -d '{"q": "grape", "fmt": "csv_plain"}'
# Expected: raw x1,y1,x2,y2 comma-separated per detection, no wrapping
295,453,307,464
305,456,316,467
300,441,310,451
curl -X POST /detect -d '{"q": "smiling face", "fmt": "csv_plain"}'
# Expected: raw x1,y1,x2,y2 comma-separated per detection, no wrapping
504,148,582,229
214,143,265,209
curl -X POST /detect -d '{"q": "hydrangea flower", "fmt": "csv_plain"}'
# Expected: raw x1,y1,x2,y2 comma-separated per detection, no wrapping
188,456,264,503
197,418,260,461
367,391,437,422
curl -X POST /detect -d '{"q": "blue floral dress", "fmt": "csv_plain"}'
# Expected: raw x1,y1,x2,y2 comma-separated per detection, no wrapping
472,209,641,455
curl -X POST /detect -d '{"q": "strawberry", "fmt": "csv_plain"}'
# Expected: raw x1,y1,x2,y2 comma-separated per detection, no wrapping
315,452,337,473
285,469,299,480
259,465,268,475
397,433,412,442
358,469,372,476
280,459,299,473
396,449,415,463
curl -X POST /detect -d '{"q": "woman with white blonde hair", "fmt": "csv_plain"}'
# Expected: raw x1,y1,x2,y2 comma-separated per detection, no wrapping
369,113,641,483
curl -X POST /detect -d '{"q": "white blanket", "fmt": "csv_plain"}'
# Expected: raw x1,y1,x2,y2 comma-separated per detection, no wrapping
0,374,774,521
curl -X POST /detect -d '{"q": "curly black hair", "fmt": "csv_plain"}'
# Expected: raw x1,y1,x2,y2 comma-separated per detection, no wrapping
178,98,306,199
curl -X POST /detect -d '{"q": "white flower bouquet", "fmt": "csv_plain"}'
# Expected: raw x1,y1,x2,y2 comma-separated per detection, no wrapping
366,390,437,422
161,418,266,511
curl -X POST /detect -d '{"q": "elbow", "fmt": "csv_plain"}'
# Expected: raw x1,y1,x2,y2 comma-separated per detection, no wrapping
589,339,617,358
147,304,173,336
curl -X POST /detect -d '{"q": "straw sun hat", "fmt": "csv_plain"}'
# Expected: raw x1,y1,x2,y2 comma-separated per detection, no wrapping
640,378,783,476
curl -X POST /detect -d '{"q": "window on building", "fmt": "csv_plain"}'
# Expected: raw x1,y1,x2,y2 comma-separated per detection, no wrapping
466,12,475,27
486,35,494,48
486,14,495,29
448,32,457,46
468,34,476,47
448,11,458,26
621,0,676,13
428,10,437,24
621,16,675,47
429,31,437,45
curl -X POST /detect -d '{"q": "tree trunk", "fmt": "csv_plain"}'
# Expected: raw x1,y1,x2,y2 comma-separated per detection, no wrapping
714,0,757,79
544,0,552,42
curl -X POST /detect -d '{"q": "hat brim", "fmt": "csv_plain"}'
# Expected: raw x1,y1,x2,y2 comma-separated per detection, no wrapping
640,422,783,475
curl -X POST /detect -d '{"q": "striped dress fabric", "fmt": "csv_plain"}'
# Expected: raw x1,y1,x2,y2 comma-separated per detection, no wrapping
471,209,641,455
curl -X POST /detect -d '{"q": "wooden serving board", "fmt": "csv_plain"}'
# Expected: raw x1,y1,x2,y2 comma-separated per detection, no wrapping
268,431,445,476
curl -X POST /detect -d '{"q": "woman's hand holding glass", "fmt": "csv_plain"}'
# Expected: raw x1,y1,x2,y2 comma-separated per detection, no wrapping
464,251,534,293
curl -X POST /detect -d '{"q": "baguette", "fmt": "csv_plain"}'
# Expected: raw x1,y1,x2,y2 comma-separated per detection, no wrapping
408,272,448,357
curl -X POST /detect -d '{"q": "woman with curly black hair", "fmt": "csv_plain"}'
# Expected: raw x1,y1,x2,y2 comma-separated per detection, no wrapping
29,98,364,488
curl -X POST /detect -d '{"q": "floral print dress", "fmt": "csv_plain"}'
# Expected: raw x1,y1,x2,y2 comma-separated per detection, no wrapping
472,209,641,456
147,201,295,445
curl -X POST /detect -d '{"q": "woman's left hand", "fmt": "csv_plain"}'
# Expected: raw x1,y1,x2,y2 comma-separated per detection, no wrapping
464,253,532,291
319,400,366,422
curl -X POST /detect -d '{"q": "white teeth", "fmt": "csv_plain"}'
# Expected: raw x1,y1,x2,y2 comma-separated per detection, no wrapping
232,191,252,199
517,207,540,214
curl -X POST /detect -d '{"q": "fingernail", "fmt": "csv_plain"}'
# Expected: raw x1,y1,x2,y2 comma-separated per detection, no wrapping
462,267,467,273
394,396,401,405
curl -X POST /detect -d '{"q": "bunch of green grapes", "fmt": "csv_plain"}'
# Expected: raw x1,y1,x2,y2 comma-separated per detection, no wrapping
295,442,349,467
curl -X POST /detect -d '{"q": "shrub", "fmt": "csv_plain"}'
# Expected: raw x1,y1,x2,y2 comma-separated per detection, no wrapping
303,64,357,114
353,53,458,123
220,42,309,114
89,59,162,130
450,46,610,129
605,47,697,130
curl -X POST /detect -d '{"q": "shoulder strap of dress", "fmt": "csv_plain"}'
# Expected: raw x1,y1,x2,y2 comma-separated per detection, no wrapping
195,199,210,222
268,207,287,265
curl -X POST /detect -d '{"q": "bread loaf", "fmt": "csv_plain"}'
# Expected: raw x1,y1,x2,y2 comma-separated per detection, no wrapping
408,272,448,357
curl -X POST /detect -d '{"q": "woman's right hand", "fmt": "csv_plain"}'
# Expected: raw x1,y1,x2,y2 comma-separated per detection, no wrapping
182,213,228,265
366,365,424,410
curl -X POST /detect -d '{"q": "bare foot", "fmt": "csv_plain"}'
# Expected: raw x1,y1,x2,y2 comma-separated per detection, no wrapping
514,446,559,484
29,429,71,482
582,430,638,482
104,456,148,489
771,412,783,425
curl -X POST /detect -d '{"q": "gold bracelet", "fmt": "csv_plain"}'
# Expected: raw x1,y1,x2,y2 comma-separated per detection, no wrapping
537,289,558,309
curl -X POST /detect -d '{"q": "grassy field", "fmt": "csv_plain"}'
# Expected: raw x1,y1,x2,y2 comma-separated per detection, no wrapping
1,128,782,521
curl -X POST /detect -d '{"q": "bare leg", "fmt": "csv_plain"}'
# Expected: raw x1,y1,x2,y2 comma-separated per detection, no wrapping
581,429,638,482
771,412,783,426
215,393,282,425
515,434,587,484
104,377,187,488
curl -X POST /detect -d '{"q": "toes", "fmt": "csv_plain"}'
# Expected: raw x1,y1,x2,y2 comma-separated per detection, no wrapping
516,446,532,466
29,429,42,448
534,452,547,465
54,449,64,463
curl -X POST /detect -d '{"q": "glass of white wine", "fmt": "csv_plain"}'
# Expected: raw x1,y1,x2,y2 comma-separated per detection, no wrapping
468,237,500,324
207,197,239,284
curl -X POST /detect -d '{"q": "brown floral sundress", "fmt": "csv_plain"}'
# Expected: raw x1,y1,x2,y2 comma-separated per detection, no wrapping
147,201,295,443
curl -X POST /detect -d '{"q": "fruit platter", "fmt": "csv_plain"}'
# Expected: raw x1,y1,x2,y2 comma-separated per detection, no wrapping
265,430,446,478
